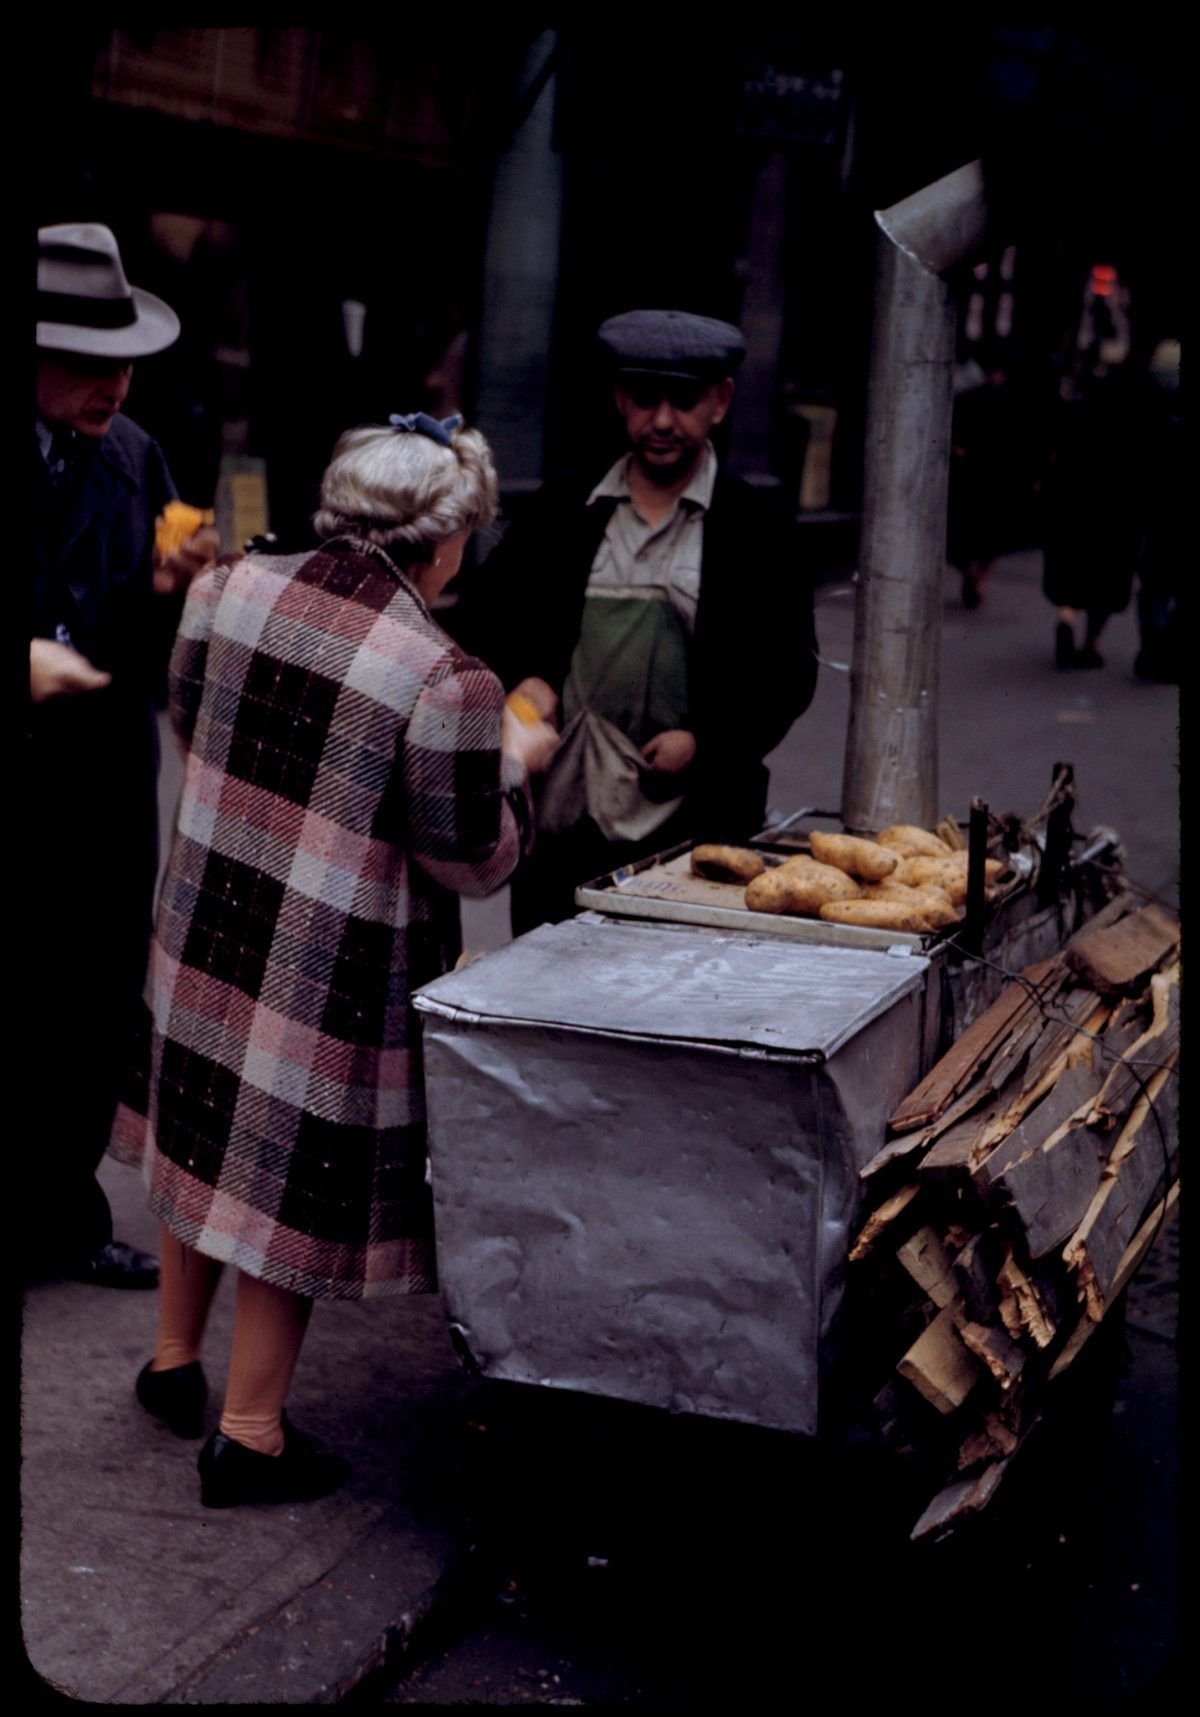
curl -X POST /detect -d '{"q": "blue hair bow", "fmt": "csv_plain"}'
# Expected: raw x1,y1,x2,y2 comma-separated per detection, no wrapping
388,411,462,447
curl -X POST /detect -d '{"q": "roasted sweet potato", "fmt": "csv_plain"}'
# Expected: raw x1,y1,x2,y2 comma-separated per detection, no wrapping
818,898,937,933
875,824,955,859
808,831,899,882
744,862,863,915
691,844,767,883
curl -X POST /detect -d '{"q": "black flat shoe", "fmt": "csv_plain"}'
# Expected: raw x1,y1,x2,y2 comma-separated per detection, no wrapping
69,1240,159,1289
136,1359,207,1438
1055,620,1078,668
197,1416,350,1509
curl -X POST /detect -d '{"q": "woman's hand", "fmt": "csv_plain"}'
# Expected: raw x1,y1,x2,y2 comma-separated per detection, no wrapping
640,728,697,774
509,676,559,725
501,705,560,776
153,525,221,597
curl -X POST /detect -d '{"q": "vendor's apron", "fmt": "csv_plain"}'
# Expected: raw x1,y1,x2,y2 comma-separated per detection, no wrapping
537,584,690,845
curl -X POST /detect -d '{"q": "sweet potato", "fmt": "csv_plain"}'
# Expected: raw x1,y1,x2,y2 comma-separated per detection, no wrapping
808,831,899,882
875,824,954,859
818,898,937,934
744,862,863,916
860,880,961,926
895,855,1005,902
691,844,766,883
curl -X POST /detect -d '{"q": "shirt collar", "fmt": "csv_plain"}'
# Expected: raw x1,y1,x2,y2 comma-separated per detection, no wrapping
35,416,58,463
587,441,718,514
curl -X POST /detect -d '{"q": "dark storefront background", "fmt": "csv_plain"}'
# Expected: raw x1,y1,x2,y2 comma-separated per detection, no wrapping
33,22,1181,554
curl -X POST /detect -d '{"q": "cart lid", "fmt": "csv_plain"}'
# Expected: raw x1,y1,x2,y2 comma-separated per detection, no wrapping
415,917,929,1060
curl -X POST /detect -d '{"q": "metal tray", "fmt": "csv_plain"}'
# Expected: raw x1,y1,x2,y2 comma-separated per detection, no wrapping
574,838,941,953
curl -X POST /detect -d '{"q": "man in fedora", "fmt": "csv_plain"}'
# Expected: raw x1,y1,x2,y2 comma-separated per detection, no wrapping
30,221,218,1288
449,307,819,931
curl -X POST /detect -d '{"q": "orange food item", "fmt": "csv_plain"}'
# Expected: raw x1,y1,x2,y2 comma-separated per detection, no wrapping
505,692,544,725
155,500,215,557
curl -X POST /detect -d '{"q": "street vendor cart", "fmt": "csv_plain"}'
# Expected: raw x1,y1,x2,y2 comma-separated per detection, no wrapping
413,161,1179,1537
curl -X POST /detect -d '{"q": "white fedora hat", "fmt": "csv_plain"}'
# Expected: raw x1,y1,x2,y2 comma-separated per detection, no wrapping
37,222,180,359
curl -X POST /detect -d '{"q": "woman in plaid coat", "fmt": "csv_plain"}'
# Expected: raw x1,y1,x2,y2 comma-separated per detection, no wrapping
113,414,558,1506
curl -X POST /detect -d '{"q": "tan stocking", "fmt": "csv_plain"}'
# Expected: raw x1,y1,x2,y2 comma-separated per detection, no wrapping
152,1228,224,1372
218,1269,313,1456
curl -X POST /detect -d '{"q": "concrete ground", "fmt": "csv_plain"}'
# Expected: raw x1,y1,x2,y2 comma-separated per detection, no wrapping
17,548,1179,1703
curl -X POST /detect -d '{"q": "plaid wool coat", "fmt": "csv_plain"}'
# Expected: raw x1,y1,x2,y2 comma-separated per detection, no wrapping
112,543,531,1299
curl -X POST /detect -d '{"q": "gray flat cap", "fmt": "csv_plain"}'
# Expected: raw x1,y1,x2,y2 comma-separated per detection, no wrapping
597,309,746,379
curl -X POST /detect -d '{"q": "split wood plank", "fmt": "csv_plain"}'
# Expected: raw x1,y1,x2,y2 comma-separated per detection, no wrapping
956,1319,1026,1390
1063,1057,1179,1318
970,1059,1109,1204
896,1299,986,1414
895,1226,959,1307
1064,902,1179,996
910,1459,1012,1542
1049,1183,1180,1379
887,954,1066,1134
997,1247,1058,1349
1085,964,1180,1131
987,1116,1116,1261
957,1408,1021,1471
952,1229,1007,1325
848,1182,922,1261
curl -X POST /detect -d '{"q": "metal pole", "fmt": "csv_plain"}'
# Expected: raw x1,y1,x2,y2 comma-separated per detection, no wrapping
841,161,988,833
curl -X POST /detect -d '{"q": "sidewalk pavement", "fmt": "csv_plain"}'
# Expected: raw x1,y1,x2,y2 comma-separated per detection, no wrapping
20,1153,484,1704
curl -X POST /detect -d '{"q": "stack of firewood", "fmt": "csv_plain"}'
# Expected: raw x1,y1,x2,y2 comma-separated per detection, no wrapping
837,893,1180,1541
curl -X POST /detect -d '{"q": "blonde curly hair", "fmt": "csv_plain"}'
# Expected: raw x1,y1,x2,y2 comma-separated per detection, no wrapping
312,420,498,562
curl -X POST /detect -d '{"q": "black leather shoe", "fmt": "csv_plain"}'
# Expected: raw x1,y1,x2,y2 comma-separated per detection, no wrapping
1055,620,1078,668
70,1240,159,1289
198,1416,350,1509
136,1360,207,1438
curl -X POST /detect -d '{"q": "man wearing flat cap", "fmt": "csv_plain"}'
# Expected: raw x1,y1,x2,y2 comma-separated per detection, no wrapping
450,307,819,932
29,222,218,1288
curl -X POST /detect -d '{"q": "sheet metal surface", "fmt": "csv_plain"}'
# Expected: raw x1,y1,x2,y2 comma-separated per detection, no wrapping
416,917,929,1059
415,919,932,1434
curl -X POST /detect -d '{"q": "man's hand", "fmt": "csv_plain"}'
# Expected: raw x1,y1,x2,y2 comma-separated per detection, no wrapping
510,676,559,727
501,705,560,776
640,728,697,774
153,525,221,597
30,638,112,703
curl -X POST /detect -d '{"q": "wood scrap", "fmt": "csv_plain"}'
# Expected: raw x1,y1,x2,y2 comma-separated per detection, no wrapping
1049,1184,1179,1380
951,1229,1007,1325
886,954,1066,1133
1085,964,1180,1130
996,1247,1058,1349
1063,1057,1179,1318
970,1059,1109,1203
957,1408,1021,1471
956,1319,1027,1390
840,895,1178,1542
1064,901,1179,996
895,1226,959,1307
895,1300,985,1414
910,1460,1012,1542
848,1182,921,1260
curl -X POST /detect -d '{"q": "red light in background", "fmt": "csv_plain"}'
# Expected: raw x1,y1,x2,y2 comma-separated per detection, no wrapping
1089,264,1118,297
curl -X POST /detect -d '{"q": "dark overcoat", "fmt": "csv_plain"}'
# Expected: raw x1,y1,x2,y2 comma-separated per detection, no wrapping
27,414,176,1262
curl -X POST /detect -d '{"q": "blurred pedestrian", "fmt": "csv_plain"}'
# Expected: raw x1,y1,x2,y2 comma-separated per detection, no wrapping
29,222,219,1290
1133,338,1181,684
947,345,1036,610
112,415,556,1507
1042,362,1144,668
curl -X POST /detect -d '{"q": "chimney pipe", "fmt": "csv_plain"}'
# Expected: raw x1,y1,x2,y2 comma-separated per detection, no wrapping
841,160,988,833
